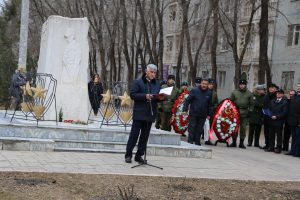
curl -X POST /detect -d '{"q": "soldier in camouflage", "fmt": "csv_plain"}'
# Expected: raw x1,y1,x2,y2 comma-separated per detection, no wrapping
247,85,265,147
160,75,179,131
229,79,254,149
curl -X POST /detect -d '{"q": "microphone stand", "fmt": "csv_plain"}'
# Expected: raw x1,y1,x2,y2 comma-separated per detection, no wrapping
131,80,163,170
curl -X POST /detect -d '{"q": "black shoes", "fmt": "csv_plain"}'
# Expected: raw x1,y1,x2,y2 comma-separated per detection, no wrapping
247,144,252,147
229,142,237,147
134,156,146,164
125,156,132,163
285,152,294,156
205,140,213,145
239,139,246,149
229,138,237,147
125,156,146,164
260,145,268,149
274,149,281,154
265,148,274,152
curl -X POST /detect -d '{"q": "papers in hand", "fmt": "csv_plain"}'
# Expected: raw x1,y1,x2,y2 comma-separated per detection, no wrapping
159,86,173,95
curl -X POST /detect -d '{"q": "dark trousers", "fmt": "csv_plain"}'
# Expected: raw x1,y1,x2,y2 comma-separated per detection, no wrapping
283,123,291,151
160,112,172,131
268,125,283,150
248,124,262,146
290,126,300,156
263,119,270,148
125,120,152,158
187,116,206,145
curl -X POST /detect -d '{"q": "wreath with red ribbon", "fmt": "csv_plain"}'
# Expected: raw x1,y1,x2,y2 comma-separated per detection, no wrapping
211,99,240,141
171,90,190,135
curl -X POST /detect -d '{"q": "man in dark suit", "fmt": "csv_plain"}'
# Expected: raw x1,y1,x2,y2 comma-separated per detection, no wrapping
125,64,165,163
282,90,296,151
266,89,288,153
286,83,300,157
261,83,279,149
182,78,212,145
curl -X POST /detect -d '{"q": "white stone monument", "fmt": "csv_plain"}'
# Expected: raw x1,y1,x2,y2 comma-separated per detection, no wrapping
37,16,90,122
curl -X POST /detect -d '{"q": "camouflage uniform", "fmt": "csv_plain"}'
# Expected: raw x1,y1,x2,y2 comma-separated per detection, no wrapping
229,80,254,148
160,83,179,131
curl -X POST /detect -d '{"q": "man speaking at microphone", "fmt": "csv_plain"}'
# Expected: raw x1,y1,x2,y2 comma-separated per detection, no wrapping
125,64,165,164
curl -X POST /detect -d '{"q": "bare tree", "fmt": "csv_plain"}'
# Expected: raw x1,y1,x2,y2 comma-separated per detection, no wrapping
258,0,271,85
219,0,260,88
210,0,219,85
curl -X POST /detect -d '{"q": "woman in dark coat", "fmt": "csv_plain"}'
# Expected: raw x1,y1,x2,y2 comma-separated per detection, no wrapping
88,74,103,115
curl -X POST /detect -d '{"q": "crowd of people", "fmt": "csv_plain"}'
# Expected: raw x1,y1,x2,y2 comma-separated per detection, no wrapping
86,65,299,164
154,73,300,158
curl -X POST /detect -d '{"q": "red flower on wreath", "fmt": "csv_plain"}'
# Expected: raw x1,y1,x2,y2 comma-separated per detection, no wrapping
171,90,190,135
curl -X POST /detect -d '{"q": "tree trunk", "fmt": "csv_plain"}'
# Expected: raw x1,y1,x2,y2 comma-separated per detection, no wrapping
136,0,154,64
120,0,133,90
211,0,219,82
156,0,164,80
258,0,271,85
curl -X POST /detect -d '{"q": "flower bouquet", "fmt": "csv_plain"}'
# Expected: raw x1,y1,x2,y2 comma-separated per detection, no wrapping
63,120,87,125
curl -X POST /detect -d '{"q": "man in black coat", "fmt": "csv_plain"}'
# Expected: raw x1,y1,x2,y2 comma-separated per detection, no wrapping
261,83,278,149
282,90,296,151
266,89,288,153
286,83,300,157
125,64,165,163
182,78,212,145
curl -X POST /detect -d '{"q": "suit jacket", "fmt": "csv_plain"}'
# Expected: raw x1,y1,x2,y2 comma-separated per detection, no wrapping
269,97,288,127
130,75,161,122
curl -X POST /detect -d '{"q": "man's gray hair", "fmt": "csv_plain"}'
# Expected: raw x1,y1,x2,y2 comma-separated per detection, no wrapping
146,64,158,71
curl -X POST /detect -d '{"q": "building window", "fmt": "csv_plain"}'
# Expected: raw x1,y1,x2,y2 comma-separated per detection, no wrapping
218,71,226,88
220,34,229,51
243,0,252,17
205,36,211,52
194,3,200,19
223,0,231,13
172,66,177,76
169,5,177,22
281,71,295,92
287,25,300,46
166,36,173,52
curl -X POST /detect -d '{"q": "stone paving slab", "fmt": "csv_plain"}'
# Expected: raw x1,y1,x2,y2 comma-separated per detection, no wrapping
0,144,299,181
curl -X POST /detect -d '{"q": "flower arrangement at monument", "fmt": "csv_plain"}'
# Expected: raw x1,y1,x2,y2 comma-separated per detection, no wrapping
63,119,87,125
171,90,190,135
211,98,240,142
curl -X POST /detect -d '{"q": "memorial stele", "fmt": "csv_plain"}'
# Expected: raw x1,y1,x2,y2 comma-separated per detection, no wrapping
37,16,90,122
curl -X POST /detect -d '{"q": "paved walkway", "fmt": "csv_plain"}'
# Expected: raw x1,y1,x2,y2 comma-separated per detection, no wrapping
0,144,299,181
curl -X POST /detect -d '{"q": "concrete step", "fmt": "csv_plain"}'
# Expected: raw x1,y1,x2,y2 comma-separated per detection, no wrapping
0,122,180,146
54,140,127,150
54,141,212,158
0,137,54,151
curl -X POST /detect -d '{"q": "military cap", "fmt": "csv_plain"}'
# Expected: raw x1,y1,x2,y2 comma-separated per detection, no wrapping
167,74,175,80
255,84,265,90
208,78,216,84
195,77,202,84
180,81,189,87
268,83,279,90
277,89,285,94
239,79,247,85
